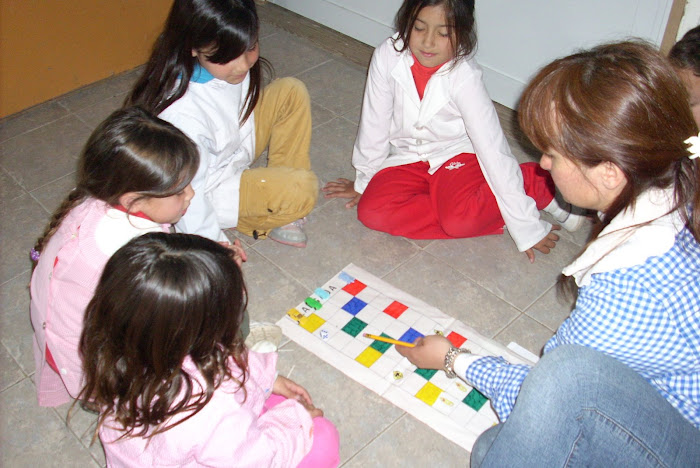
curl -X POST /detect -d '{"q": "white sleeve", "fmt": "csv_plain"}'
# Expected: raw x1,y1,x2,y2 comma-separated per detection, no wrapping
352,42,395,194
452,65,550,251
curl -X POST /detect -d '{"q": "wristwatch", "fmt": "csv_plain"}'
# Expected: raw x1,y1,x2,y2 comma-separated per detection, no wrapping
443,347,471,379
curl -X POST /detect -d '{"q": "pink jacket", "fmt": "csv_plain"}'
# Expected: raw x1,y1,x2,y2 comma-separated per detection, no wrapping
30,198,169,406
100,351,314,467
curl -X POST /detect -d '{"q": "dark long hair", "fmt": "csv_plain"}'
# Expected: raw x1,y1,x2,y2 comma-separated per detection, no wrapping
519,41,700,241
394,0,477,60
79,233,249,439
669,25,700,76
125,0,268,123
33,107,199,255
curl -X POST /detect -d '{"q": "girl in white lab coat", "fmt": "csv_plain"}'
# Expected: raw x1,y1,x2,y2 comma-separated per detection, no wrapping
323,0,583,262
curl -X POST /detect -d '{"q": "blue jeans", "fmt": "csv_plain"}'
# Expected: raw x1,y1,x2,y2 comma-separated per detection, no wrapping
471,345,700,467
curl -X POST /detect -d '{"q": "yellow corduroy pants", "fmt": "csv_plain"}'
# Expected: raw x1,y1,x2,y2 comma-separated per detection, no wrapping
237,77,318,238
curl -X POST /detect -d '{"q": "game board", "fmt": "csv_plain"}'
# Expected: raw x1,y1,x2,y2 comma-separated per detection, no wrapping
277,264,537,451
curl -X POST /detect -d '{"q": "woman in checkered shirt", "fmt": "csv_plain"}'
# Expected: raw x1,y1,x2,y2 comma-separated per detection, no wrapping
398,41,700,466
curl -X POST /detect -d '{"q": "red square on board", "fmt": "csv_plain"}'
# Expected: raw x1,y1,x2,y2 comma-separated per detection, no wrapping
447,331,467,347
383,301,408,318
342,280,367,296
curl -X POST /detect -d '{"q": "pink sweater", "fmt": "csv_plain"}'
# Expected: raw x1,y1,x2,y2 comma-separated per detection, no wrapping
30,198,169,406
100,352,314,467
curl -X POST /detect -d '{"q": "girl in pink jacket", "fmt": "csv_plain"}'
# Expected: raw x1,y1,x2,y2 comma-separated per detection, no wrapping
30,106,199,406
79,233,340,467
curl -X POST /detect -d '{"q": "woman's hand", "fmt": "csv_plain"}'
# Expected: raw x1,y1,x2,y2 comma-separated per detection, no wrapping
395,335,453,370
524,225,561,263
273,375,324,418
322,178,362,208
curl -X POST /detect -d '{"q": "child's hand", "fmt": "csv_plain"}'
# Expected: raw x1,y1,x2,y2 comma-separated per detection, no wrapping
524,225,561,264
396,335,452,370
322,178,362,208
273,375,323,417
218,239,247,266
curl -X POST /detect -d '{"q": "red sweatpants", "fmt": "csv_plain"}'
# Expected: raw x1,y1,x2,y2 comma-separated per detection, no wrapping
357,153,554,239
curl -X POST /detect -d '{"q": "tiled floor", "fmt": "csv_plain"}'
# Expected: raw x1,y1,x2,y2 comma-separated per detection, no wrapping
0,7,592,467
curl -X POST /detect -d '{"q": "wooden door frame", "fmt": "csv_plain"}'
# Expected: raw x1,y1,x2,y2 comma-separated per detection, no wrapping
661,0,687,53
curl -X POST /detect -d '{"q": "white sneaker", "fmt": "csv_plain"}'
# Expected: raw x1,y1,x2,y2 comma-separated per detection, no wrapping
543,199,586,232
245,321,283,352
268,218,307,248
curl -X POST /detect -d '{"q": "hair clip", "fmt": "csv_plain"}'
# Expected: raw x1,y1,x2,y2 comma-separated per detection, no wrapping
686,133,700,160
30,248,41,262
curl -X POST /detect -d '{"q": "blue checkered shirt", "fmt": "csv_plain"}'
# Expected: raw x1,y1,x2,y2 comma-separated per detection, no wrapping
466,227,700,428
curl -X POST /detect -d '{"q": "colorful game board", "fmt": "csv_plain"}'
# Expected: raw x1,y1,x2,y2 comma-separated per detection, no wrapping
277,264,537,451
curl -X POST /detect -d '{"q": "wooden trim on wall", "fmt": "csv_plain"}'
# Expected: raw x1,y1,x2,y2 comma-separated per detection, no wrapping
660,0,687,53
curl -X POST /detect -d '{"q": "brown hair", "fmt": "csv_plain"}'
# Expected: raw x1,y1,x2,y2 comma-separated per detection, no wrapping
33,107,199,256
79,232,249,439
394,0,477,61
519,41,700,240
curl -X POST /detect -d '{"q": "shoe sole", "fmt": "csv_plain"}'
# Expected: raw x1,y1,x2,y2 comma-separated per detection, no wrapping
269,236,307,248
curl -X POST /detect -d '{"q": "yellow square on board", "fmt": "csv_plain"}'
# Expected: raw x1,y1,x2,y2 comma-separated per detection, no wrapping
416,382,442,406
299,313,325,333
355,347,382,367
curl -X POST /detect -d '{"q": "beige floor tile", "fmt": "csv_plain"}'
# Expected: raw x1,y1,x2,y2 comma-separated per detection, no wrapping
524,284,575,332
0,343,24,392
0,168,25,204
29,172,77,215
0,379,100,467
261,27,334,78
339,103,363,126
276,340,405,463
57,68,142,114
343,414,470,467
311,101,337,129
297,59,367,116
74,93,128,131
494,314,555,357
309,117,358,189
241,249,311,324
0,271,35,374
0,101,70,144
383,252,521,338
426,232,581,311
0,116,88,191
0,193,48,284
251,199,420,291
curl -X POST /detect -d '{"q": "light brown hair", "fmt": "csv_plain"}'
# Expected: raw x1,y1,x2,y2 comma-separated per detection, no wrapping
33,107,199,256
519,41,700,239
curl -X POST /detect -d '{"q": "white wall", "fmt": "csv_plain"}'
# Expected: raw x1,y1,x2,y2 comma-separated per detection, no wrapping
272,0,674,109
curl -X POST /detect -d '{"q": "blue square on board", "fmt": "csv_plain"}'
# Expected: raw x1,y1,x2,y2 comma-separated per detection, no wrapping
342,297,368,315
399,328,423,344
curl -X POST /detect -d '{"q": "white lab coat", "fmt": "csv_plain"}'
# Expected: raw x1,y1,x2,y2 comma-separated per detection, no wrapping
160,72,256,242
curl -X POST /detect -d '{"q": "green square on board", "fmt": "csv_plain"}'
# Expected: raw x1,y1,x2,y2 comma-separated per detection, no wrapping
463,388,488,411
415,368,439,380
342,317,368,337
370,333,393,353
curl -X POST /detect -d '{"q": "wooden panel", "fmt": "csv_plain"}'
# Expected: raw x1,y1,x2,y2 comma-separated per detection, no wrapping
0,0,171,117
